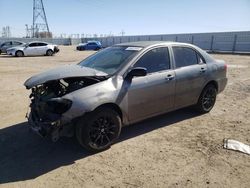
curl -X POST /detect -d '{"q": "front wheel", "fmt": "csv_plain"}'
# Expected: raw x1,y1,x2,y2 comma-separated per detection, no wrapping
15,51,24,57
76,107,122,152
196,84,217,113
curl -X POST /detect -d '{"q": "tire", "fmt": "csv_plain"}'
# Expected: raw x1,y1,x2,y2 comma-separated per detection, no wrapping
196,84,217,113
76,107,122,152
95,47,100,51
15,51,24,57
0,50,2,55
46,49,53,56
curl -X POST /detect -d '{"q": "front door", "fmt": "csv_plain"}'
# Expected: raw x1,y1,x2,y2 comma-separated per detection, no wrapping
24,43,38,56
127,47,176,122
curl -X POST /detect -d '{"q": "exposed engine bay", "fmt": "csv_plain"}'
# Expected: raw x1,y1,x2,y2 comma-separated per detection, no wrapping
27,76,106,141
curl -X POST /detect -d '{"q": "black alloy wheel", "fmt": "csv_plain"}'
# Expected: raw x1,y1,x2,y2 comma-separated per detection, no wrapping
196,84,217,113
76,107,122,152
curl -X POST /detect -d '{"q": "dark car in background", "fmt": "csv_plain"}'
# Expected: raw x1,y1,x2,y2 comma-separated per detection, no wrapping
0,41,25,54
76,41,102,51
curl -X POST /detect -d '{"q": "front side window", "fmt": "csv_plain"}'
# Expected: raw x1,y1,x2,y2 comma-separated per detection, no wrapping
173,47,203,68
133,47,170,74
29,43,37,47
79,46,141,75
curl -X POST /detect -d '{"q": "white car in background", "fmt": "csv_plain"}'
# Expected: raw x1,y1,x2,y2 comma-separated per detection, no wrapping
6,41,59,57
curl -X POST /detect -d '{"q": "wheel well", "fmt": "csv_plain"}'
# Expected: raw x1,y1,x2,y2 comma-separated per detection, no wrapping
15,50,23,55
94,103,123,120
205,80,218,91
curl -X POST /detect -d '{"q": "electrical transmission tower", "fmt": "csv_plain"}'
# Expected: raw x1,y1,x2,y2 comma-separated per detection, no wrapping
2,26,11,38
32,0,50,38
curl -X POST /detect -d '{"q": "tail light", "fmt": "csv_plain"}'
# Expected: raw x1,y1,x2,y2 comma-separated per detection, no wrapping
224,64,227,70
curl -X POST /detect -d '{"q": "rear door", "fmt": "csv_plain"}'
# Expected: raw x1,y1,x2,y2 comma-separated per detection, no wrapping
36,42,48,55
172,46,208,108
127,47,176,122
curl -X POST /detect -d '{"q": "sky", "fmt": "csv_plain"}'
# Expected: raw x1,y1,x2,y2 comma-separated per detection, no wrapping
0,0,250,37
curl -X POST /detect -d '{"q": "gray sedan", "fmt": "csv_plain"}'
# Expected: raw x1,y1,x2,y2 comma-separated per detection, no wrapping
0,41,24,54
24,41,227,152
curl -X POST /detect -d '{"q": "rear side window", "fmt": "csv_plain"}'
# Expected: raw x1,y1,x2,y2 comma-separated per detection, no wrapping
3,42,11,46
37,43,47,46
134,47,170,74
13,41,22,45
173,47,203,68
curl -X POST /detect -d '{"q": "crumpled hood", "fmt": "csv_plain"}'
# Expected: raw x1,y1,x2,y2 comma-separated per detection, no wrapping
24,64,108,89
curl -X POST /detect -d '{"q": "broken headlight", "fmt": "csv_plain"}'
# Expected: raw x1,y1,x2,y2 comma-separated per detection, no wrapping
46,98,72,114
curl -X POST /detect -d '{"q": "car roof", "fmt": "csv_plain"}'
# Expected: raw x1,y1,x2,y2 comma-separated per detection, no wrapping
115,41,192,48
87,40,100,43
28,41,48,44
1,40,24,44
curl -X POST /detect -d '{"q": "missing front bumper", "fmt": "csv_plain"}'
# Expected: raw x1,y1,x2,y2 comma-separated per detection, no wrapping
27,113,62,141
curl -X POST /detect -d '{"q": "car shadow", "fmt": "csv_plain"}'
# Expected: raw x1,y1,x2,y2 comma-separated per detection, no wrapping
0,55,14,58
0,108,201,184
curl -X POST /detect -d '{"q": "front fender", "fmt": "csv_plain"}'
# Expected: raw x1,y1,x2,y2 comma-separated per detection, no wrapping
62,77,123,120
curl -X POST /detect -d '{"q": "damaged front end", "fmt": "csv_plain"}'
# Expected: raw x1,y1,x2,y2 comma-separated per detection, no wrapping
26,76,104,141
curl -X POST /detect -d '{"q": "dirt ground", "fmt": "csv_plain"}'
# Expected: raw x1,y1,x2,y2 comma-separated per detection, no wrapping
0,46,249,188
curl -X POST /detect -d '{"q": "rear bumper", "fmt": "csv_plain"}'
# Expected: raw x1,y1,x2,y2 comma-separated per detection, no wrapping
76,46,83,51
54,47,60,53
218,77,228,93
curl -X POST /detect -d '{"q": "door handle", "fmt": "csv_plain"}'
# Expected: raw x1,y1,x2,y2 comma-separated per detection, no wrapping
200,67,206,73
165,74,175,81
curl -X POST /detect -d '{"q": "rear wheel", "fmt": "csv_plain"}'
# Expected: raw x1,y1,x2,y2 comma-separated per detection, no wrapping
46,49,53,56
76,107,122,152
0,50,2,55
15,51,24,57
196,84,217,113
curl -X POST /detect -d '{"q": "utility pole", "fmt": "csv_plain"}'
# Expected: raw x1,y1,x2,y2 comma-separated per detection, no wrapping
32,0,50,38
120,30,125,36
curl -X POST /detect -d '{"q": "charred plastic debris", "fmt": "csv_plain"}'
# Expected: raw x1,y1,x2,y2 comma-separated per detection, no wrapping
26,76,107,141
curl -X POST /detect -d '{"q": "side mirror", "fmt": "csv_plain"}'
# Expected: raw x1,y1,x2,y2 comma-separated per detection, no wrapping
126,67,147,79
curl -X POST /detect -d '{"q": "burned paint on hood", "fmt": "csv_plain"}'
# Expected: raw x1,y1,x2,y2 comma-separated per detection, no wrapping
24,64,108,89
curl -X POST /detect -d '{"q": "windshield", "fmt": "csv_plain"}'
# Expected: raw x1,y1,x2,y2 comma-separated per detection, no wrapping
78,46,141,74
